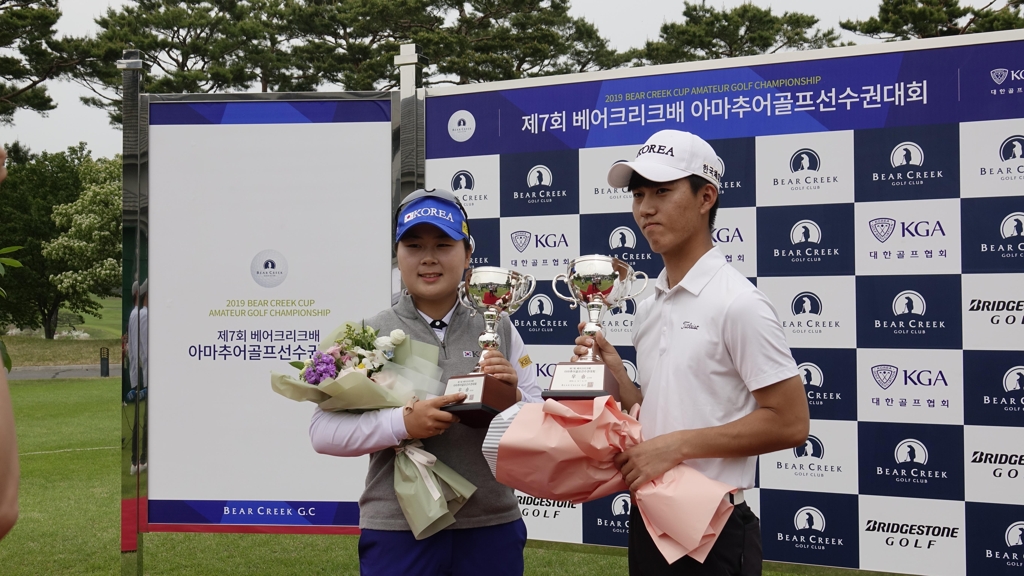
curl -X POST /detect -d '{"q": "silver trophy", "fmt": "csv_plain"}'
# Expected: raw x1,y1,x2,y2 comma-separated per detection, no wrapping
441,267,536,427
545,255,648,400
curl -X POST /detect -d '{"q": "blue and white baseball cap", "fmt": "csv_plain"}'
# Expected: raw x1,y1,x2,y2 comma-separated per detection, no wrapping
396,195,469,241
607,129,721,189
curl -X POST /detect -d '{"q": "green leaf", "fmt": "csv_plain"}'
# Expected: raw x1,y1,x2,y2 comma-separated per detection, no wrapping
0,258,22,268
0,246,22,255
289,361,306,370
0,339,10,373
0,286,6,299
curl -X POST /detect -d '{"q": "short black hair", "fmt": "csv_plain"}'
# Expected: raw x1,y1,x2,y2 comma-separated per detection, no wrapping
626,171,719,231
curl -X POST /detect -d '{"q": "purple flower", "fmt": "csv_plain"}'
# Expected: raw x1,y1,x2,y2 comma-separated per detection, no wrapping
304,351,338,385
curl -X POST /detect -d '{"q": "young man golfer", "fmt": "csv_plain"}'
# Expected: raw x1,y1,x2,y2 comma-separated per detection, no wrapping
574,130,810,575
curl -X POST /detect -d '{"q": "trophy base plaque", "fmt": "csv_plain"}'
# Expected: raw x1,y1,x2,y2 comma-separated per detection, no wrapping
440,373,517,428
542,362,620,402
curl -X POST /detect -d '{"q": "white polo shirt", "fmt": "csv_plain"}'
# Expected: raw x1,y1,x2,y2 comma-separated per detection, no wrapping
632,247,799,489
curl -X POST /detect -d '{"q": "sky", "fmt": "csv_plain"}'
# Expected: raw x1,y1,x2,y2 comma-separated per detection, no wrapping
0,0,993,158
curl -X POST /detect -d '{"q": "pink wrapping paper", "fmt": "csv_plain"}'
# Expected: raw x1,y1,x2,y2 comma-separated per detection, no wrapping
496,396,736,564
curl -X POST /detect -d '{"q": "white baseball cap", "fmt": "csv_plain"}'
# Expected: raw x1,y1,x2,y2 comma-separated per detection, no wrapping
607,130,721,190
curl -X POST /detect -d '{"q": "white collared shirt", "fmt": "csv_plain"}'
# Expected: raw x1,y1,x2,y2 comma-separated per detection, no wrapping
633,247,798,489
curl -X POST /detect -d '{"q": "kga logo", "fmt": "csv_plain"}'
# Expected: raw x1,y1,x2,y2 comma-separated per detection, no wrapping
868,218,945,242
528,294,554,316
890,142,924,167
250,249,288,288
991,68,1024,85
1003,366,1024,392
712,226,745,243
790,220,822,245
609,226,636,250
611,494,631,517
528,165,553,188
869,218,896,243
790,149,821,173
791,292,823,316
451,170,476,194
794,435,825,459
777,507,844,550
447,110,476,142
511,231,531,253
873,363,948,390
871,365,899,390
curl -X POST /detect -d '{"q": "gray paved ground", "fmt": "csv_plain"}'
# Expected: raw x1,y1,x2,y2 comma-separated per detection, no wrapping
7,364,122,380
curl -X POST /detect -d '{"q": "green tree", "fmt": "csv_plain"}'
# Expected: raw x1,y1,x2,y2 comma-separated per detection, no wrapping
42,155,122,303
78,0,262,125
0,246,22,372
409,0,622,86
627,1,843,66
0,0,87,124
0,142,101,339
841,0,1024,41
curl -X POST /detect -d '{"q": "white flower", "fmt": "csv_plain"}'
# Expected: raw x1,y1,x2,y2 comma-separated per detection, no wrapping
373,336,395,353
389,329,407,345
372,349,389,365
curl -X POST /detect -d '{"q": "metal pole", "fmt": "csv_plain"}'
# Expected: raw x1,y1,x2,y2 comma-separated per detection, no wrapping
392,44,427,299
118,48,144,576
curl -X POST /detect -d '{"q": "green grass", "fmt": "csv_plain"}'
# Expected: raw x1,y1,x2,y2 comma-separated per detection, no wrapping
73,297,124,340
2,377,900,575
2,335,122,367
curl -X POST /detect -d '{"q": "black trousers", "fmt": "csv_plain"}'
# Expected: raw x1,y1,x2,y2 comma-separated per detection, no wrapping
628,501,762,576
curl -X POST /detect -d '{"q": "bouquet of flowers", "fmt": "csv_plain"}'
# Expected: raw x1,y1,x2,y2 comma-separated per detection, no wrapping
483,396,736,564
271,322,476,539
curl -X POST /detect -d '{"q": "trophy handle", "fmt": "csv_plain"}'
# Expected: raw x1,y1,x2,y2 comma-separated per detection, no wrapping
520,274,537,302
551,274,578,309
457,284,478,316
620,271,649,309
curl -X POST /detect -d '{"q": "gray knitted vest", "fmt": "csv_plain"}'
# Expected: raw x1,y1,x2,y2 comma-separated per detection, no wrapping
358,293,520,531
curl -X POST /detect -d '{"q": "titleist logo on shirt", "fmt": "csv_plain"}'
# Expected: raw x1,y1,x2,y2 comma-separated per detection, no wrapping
681,321,700,330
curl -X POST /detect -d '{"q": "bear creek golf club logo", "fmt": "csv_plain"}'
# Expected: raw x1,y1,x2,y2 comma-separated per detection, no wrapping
794,435,825,459
791,292,823,316
451,170,475,192
611,493,631,517
985,212,1024,257
799,363,824,388
447,110,476,142
790,220,822,245
790,149,821,173
1000,136,1024,163
894,439,929,465
609,226,636,250
528,294,554,316
527,165,553,188
1003,366,1024,392
892,290,926,317
776,506,846,551
890,142,925,168
250,249,288,288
